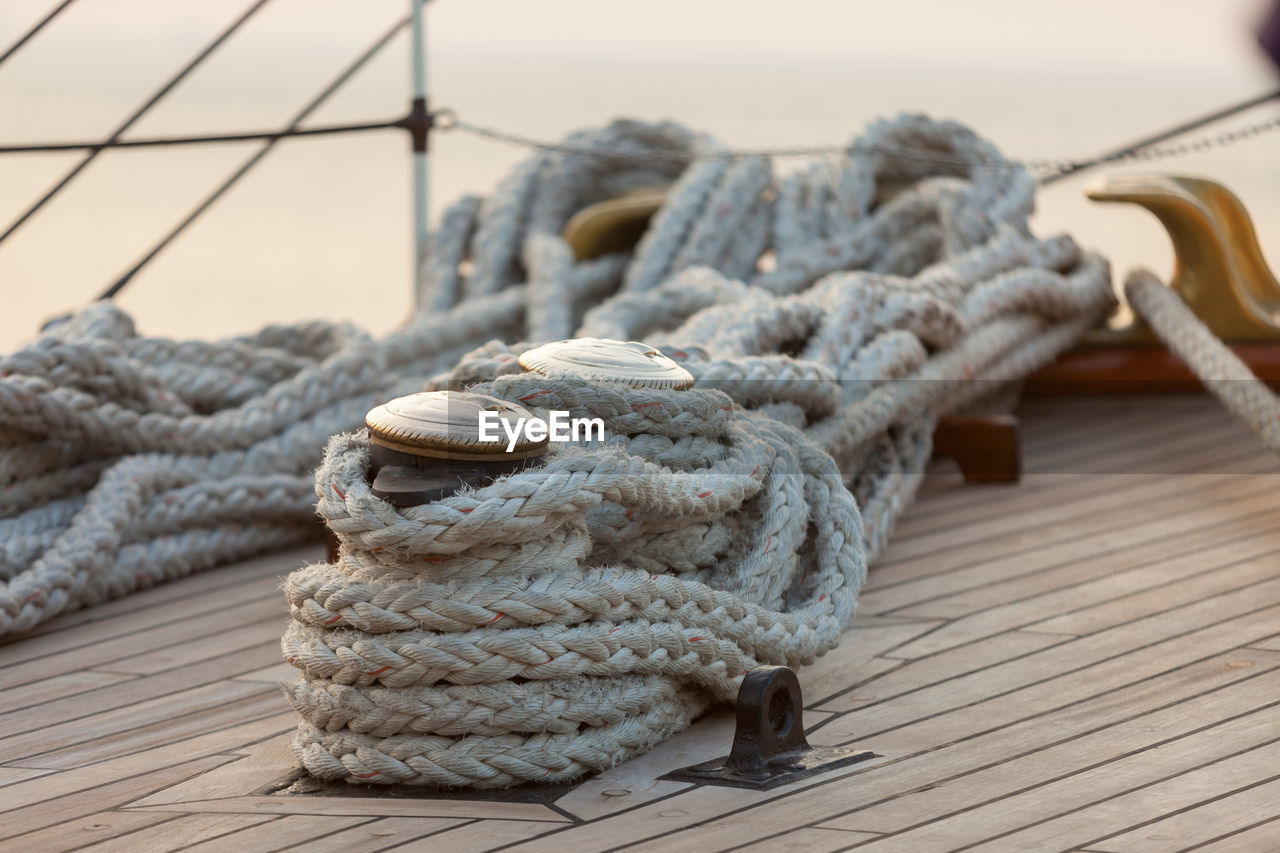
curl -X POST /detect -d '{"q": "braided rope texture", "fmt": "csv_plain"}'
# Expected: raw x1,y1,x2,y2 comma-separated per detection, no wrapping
282,116,1116,787
0,114,1114,785
1125,270,1280,452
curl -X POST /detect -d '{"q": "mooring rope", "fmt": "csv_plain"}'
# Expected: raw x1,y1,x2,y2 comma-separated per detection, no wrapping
276,114,1114,786
1125,270,1280,452
0,114,1114,785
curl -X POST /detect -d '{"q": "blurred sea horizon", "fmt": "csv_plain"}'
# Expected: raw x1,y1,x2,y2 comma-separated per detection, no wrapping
1,0,1277,348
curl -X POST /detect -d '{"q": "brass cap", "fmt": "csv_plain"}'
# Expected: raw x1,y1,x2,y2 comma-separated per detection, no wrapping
517,338,693,389
364,391,548,462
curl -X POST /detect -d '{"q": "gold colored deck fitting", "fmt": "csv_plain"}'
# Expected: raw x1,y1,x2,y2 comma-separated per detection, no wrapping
365,390,548,462
518,338,694,389
362,391,548,509
1086,174,1280,344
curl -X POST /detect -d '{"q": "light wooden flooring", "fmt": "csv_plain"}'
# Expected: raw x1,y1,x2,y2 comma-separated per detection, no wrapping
2,395,1279,852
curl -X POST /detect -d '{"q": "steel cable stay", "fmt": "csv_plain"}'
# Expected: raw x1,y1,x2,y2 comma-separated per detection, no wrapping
0,88,1275,172
0,0,1275,305
99,15,414,300
0,0,275,249
0,0,79,70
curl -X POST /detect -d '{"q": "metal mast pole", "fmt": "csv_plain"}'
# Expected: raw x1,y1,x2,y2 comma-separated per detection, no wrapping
410,0,429,279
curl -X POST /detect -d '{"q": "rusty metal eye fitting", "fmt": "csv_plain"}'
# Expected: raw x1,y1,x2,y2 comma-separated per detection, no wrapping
517,337,694,388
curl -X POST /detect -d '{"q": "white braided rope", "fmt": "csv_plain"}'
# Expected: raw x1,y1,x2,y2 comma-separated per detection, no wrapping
1125,270,1280,453
281,116,1115,787
0,114,1115,787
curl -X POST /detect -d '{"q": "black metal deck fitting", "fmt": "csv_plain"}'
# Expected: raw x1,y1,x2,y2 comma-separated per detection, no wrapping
661,666,877,791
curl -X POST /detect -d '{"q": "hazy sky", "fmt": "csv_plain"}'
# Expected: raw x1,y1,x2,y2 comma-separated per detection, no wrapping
0,0,1276,345
3,1,1272,71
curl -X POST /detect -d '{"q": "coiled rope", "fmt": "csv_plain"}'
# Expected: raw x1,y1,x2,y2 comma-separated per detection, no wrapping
277,115,1115,786
0,113,1114,785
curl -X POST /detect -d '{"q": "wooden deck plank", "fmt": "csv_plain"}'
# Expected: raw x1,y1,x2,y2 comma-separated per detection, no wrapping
401,819,570,853
0,764,54,787
81,813,279,852
1025,546,1280,638
1089,777,1280,852
740,828,882,851
102,615,287,676
0,670,137,715
817,661,1280,836
794,620,941,707
124,729,572,823
21,690,285,771
0,594,286,689
0,547,313,661
813,629,1070,711
130,794,569,823
0,640,282,740
1184,815,1280,853
181,814,373,853
0,755,235,842
288,816,466,852
884,523,1280,655
904,408,1269,528
0,714,293,813
861,484,1280,621
817,586,1280,725
128,733,298,807
870,465,1280,593
234,662,294,683
586,653,1280,853
0,397,1276,852
0,681,275,766
963,748,1280,852
900,396,1241,522
887,497,1280,622
905,446,1263,542
0,808,179,853
835,716,1280,852
1022,404,1259,475
501,757,903,853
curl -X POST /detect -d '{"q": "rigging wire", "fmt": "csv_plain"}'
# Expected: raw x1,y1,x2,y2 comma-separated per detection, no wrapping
1039,86,1280,184
0,0,1275,304
99,15,412,300
2,88,1276,179
0,0,274,250
0,118,407,154
444,107,1280,178
0,0,78,70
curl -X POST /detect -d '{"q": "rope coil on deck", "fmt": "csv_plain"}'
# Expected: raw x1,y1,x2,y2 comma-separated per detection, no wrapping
0,113,1113,786
276,116,1115,786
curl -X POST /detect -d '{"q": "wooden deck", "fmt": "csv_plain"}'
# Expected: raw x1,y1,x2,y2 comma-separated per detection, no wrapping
2,394,1279,852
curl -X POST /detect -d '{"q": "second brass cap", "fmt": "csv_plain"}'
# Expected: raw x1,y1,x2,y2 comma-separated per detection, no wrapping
365,391,547,462
517,338,693,389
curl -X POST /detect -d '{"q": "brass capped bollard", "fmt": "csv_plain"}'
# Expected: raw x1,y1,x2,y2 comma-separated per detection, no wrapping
517,337,694,388
363,390,547,507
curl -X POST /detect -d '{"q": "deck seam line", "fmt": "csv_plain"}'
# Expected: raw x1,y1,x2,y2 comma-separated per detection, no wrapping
953,757,1280,852
628,696,1280,852
903,434,1264,533
0,638,285,738
811,589,1280,718
8,690,285,767
1178,811,1280,852
0,591,286,675
876,526,1280,630
871,474,1280,586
